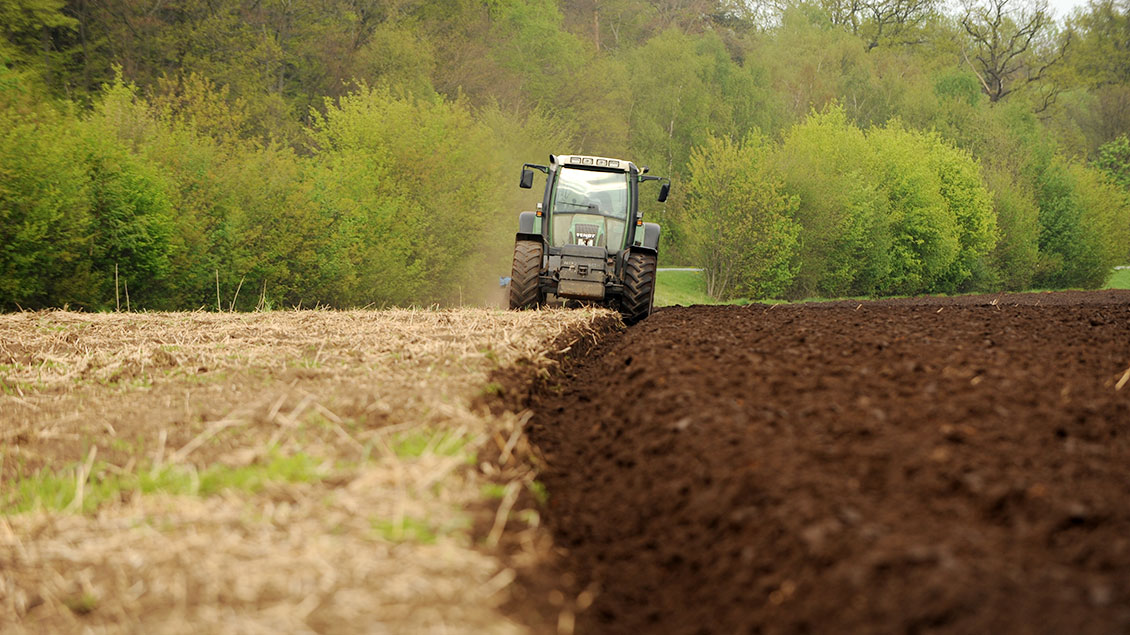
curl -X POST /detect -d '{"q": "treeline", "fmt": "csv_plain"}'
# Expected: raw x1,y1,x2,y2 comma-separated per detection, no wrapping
1,0,1129,309
1,72,557,309
683,108,1127,299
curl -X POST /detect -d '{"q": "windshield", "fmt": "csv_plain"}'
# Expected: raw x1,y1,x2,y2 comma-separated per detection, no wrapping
550,167,629,249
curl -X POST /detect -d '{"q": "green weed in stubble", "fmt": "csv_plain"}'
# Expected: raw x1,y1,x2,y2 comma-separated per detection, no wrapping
371,516,438,544
64,592,98,615
389,429,469,459
527,480,548,505
370,513,472,545
482,483,508,499
2,451,329,514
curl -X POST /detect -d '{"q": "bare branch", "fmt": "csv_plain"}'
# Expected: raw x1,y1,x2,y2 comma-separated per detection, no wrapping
960,0,1063,102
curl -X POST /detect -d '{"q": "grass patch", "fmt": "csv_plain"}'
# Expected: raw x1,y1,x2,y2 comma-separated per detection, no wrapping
1106,267,1130,289
389,429,469,459
4,452,328,514
371,516,438,544
655,269,712,307
654,269,753,307
482,483,508,499
656,266,1130,306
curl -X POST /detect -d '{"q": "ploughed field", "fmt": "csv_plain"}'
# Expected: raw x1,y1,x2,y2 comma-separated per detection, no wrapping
527,291,1130,634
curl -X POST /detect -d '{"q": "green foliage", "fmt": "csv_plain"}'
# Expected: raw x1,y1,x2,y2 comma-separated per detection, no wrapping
4,452,326,514
773,107,889,297
933,69,984,107
1,71,174,310
80,121,175,309
683,134,800,299
1094,135,1130,190
0,75,89,308
487,0,586,102
1031,157,1130,288
308,85,500,306
0,0,76,80
984,165,1041,290
865,124,959,294
923,132,998,292
1,0,1129,308
686,109,998,300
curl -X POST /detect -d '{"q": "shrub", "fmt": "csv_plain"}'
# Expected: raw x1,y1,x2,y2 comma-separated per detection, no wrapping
772,107,890,298
1032,158,1130,288
683,134,800,299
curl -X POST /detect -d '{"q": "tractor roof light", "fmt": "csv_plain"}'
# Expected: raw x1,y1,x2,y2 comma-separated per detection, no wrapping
565,155,623,169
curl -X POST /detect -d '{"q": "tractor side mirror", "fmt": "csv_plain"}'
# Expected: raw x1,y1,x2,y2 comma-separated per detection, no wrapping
658,182,670,203
519,168,534,189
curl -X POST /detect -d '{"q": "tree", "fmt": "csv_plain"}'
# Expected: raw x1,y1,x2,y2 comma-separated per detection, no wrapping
1069,0,1130,88
0,0,77,91
960,0,1071,105
683,134,800,299
1094,135,1130,189
771,106,891,297
818,0,940,50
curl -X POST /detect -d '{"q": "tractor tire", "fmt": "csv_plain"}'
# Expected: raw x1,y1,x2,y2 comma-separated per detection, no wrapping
509,240,543,310
621,251,657,325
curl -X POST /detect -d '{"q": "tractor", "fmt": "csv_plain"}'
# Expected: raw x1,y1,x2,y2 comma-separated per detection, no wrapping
508,154,670,324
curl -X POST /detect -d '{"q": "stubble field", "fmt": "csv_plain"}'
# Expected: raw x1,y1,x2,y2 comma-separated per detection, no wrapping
0,307,618,634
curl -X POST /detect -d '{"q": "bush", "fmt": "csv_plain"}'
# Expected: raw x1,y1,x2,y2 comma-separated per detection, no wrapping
683,134,800,300
0,77,90,309
78,128,175,309
307,85,501,306
1032,157,1130,288
984,166,1040,290
689,109,997,300
864,124,960,295
772,107,890,298
924,133,998,292
1094,135,1130,191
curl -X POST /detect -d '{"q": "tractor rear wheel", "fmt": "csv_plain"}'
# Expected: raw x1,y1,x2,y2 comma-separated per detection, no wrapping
509,240,543,310
621,251,657,325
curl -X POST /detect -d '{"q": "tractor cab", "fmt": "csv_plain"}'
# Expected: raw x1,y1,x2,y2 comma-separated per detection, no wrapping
518,154,668,254
510,154,670,324
545,157,631,250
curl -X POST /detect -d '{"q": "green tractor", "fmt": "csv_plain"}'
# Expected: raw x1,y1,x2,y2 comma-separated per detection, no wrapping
508,154,670,324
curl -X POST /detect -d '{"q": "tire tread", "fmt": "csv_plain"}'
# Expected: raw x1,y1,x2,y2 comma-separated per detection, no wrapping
622,252,657,324
509,241,543,310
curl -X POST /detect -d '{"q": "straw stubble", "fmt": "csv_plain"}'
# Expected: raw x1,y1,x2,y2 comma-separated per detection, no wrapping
0,307,619,633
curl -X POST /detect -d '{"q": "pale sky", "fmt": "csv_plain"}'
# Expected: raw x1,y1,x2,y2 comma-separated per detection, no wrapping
1046,0,1091,19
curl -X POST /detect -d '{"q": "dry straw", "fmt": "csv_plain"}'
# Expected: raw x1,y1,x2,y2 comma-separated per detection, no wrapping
0,307,619,633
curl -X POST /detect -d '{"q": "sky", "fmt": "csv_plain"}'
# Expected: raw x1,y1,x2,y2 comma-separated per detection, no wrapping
1046,0,1092,18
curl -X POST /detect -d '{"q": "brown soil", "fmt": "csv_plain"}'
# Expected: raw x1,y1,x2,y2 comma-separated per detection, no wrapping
526,290,1130,634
